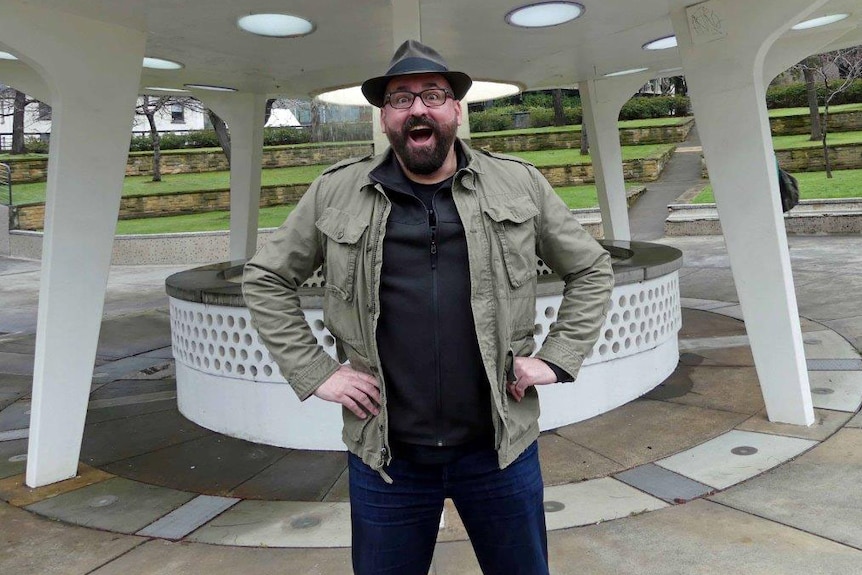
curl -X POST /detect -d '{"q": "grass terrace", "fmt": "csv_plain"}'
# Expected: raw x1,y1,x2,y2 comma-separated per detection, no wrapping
691,168,862,204
510,144,676,167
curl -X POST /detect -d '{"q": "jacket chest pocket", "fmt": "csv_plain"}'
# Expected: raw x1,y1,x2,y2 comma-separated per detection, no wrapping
316,207,369,301
483,195,540,290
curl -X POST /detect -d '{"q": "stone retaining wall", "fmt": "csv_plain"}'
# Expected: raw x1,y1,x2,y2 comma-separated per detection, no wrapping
702,142,862,177
12,183,310,231
472,119,694,153
538,146,674,187
3,142,374,184
770,110,862,136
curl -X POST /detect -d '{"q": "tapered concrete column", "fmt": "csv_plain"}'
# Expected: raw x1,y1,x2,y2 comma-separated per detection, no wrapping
671,0,827,425
0,3,146,486
198,93,267,260
580,73,651,240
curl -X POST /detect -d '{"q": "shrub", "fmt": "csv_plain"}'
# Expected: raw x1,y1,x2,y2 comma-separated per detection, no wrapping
528,107,555,128
263,127,312,146
766,80,862,108
469,108,516,132
23,137,49,154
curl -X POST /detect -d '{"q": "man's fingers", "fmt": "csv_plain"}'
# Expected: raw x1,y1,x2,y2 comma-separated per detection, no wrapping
341,396,368,419
345,385,380,416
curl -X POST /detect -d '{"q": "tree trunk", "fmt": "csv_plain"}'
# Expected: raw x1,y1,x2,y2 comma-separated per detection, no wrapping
310,99,321,143
264,98,275,125
144,98,162,182
822,103,832,178
208,109,231,167
580,119,589,156
11,90,26,154
803,68,822,141
552,89,565,126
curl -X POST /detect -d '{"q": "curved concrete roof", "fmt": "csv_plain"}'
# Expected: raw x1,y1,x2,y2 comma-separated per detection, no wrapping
2,0,860,99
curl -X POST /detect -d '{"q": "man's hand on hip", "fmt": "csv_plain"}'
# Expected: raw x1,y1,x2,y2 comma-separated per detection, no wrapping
507,357,557,402
314,366,381,419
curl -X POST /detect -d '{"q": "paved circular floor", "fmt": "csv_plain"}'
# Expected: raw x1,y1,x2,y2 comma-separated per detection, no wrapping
1,303,860,547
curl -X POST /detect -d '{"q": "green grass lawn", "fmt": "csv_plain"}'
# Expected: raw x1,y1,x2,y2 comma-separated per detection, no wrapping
692,168,862,204
115,204,297,234
113,183,613,234
773,130,862,150
9,164,328,206
767,102,862,118
510,144,674,166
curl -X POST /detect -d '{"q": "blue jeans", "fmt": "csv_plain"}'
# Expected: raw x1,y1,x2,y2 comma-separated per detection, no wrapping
348,441,549,575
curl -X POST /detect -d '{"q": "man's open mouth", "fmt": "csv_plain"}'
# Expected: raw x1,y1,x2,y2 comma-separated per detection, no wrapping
407,126,434,144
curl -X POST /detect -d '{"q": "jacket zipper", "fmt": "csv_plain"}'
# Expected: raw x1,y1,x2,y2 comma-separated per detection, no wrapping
428,204,444,446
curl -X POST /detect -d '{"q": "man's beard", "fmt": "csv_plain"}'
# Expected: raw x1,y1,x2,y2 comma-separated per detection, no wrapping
386,115,458,175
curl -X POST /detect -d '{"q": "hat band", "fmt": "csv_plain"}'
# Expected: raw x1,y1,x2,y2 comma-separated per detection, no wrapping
387,57,448,76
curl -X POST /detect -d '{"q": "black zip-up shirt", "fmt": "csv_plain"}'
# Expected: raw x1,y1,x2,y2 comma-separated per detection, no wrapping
370,148,495,457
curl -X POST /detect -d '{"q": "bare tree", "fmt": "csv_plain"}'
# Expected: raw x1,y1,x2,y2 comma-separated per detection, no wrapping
0,87,38,154
796,48,862,177
135,95,172,181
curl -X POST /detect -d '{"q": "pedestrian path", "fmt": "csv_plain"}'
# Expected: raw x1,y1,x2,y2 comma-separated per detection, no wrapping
628,126,705,241
2,235,862,573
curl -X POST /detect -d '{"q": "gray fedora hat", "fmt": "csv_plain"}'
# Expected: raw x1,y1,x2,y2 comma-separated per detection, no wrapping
361,40,472,108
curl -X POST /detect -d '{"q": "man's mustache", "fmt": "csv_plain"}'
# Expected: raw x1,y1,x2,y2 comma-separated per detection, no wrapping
402,116,440,133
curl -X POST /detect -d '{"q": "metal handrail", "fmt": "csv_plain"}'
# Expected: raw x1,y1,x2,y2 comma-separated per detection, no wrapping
0,163,11,206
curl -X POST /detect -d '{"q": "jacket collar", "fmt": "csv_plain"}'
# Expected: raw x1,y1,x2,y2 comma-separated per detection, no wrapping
368,139,469,196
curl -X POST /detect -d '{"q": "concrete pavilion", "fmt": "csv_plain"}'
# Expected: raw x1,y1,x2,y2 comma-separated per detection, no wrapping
0,0,861,489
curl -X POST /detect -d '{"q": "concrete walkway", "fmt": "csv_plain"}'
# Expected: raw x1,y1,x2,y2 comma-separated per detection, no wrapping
629,126,705,241
2,234,862,574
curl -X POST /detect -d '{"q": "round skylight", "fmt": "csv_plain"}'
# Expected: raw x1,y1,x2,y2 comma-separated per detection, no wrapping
317,81,521,107
604,67,650,78
143,57,184,70
0,51,19,60
184,84,237,92
237,13,315,37
144,86,190,93
643,35,678,50
791,14,849,30
505,2,584,28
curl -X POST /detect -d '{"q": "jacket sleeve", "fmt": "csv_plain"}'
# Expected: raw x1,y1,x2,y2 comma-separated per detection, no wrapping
529,166,614,381
242,178,341,400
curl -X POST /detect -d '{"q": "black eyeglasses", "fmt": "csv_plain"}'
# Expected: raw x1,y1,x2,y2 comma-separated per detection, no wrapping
384,88,454,109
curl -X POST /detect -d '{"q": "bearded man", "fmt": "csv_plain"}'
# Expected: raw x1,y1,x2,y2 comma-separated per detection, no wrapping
243,40,614,575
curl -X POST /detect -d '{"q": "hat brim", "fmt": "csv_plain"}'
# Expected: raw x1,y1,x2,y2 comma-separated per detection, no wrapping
361,70,472,108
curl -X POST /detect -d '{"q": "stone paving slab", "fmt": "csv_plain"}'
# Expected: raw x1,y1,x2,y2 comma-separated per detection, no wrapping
847,411,862,428
537,433,623,485
0,398,29,431
736,408,853,441
433,499,862,574
136,494,240,540
802,330,860,359
85,398,178,426
808,358,862,371
88,538,353,575
0,501,145,575
542,478,666,531
81,408,211,467
0,464,114,507
703,304,828,332
712,429,862,550
94,311,173,361
91,356,174,385
614,463,713,503
228,449,346,502
103,433,287,496
322,467,350,502
645,365,763,414
678,308,747,339
678,345,754,367
0,438,28,479
25,476,196,534
656,430,817,489
0,372,31,395
556,399,748,469
187,500,352,548
0,351,34,375
808,371,862,413
89,378,176,401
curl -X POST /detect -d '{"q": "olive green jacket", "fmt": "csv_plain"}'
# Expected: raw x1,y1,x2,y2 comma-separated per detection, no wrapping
243,142,614,472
